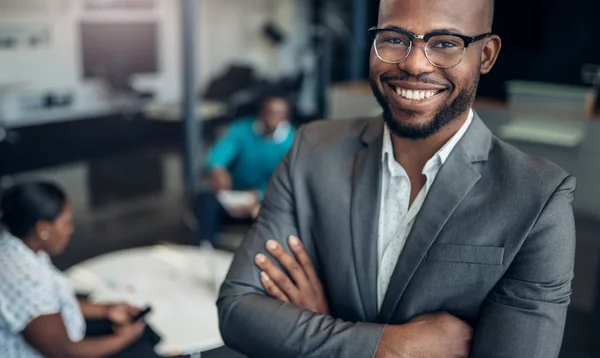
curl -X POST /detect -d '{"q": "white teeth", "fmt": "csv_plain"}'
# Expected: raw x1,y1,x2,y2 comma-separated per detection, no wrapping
395,87,440,100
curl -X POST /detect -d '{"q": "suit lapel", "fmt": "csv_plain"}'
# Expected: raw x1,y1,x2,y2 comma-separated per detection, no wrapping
350,118,383,322
377,114,492,323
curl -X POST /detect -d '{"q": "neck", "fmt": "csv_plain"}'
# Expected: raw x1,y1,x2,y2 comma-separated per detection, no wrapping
391,110,470,173
20,235,43,253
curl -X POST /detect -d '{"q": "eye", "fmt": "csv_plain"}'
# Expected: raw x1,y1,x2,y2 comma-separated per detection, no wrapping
432,41,459,48
382,36,409,46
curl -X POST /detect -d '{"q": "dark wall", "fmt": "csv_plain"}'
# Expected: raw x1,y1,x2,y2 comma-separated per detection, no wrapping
480,0,600,98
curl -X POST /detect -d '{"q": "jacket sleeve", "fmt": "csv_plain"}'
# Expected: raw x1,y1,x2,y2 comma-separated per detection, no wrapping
217,125,385,358
470,175,576,358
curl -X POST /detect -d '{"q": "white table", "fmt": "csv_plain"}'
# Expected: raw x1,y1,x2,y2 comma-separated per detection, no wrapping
66,244,234,357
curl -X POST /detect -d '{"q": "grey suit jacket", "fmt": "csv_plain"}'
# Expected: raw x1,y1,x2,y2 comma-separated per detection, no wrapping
218,112,576,358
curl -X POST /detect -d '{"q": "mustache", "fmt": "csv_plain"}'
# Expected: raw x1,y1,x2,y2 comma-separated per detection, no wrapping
381,74,451,88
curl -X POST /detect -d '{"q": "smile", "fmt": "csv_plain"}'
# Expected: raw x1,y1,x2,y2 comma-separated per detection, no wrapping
389,85,445,101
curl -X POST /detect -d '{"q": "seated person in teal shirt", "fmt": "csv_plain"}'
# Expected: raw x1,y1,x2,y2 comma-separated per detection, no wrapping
196,95,295,245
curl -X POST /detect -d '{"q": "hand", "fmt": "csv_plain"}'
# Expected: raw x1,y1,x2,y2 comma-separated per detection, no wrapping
228,191,260,218
228,205,252,218
250,203,261,218
211,168,232,192
375,312,473,358
106,303,140,324
255,236,329,315
113,321,146,345
228,204,261,219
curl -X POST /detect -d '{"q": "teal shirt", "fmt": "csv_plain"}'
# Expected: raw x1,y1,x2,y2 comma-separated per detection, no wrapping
206,118,295,195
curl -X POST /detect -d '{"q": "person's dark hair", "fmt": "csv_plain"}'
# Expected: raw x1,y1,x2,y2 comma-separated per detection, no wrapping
260,90,290,109
0,181,67,238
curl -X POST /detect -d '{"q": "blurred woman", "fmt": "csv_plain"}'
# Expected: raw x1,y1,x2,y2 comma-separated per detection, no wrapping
0,181,153,358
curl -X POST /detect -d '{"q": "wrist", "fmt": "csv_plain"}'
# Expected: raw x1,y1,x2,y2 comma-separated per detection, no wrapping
104,303,113,317
376,324,412,358
111,333,132,348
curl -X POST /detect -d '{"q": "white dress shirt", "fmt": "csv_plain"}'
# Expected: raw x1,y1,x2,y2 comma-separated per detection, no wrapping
377,109,474,310
0,231,85,358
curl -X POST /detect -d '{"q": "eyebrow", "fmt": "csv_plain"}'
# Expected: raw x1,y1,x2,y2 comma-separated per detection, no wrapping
381,25,467,36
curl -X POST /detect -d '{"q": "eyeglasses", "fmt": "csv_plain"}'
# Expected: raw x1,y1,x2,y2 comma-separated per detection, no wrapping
369,27,491,69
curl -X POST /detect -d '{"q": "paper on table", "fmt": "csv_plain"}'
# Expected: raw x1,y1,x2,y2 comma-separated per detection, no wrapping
498,117,586,148
217,190,258,214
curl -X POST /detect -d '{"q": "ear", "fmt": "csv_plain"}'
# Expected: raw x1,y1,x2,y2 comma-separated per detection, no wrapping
35,220,53,239
480,34,502,74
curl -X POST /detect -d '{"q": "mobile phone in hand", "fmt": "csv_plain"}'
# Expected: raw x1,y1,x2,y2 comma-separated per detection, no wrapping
132,307,152,322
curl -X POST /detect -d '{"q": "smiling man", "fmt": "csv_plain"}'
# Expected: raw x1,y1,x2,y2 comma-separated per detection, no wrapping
217,0,576,357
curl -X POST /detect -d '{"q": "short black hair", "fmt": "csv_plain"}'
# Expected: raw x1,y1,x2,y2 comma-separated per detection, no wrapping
260,89,290,106
258,90,292,114
0,181,67,238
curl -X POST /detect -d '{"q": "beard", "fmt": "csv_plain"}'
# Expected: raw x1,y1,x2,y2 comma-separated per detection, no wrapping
370,74,479,140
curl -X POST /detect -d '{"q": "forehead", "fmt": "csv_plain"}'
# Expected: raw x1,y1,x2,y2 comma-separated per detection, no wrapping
379,0,489,34
57,202,72,220
263,98,288,110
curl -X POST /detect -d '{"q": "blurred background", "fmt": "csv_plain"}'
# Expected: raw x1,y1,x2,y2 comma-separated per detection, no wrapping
0,0,599,357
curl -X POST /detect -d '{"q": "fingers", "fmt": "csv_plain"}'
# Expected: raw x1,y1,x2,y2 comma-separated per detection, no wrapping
288,236,325,294
107,305,130,324
260,271,290,302
228,207,245,218
264,240,310,290
250,204,261,218
127,305,141,316
255,253,300,301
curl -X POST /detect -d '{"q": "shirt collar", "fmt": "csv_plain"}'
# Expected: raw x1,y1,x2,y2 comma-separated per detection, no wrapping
253,120,292,144
1,230,48,262
382,108,474,176
436,108,473,164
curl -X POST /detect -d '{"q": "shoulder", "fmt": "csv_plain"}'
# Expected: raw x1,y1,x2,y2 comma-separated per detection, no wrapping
230,117,256,132
488,135,572,193
297,117,377,149
0,237,50,292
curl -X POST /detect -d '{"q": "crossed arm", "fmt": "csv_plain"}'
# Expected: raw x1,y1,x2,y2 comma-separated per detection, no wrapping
217,129,471,358
217,129,386,358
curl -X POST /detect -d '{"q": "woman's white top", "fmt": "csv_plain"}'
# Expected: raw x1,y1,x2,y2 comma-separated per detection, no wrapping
0,231,85,358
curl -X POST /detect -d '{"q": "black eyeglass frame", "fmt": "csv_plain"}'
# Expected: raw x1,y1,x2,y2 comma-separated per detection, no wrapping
368,26,492,68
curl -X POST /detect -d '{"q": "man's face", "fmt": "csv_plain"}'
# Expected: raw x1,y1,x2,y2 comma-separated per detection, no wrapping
370,0,500,139
260,98,289,134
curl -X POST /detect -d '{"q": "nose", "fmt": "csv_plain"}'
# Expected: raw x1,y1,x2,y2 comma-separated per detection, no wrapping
397,41,436,76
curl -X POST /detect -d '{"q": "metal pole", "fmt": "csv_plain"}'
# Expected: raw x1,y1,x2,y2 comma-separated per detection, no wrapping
349,0,368,81
310,0,329,119
321,30,333,118
181,0,200,196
